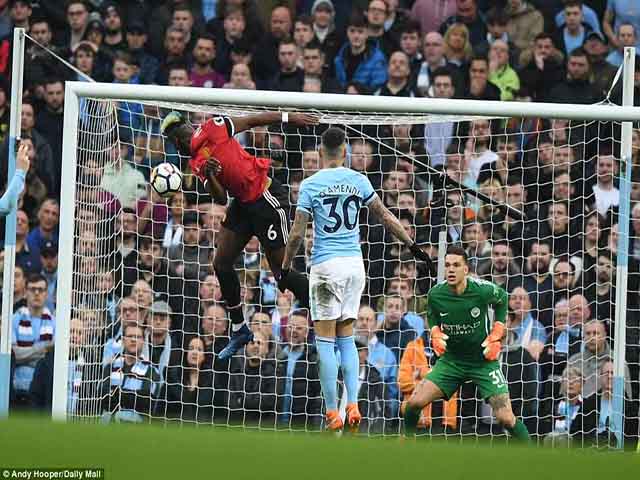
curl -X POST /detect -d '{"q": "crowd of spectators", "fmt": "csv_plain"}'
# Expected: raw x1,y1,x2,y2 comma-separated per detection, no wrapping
2,0,640,446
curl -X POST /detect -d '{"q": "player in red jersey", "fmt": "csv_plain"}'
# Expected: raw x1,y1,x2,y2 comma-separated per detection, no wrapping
161,110,318,359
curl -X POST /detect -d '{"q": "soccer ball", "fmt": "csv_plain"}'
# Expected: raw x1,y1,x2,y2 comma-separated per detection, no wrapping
150,162,182,198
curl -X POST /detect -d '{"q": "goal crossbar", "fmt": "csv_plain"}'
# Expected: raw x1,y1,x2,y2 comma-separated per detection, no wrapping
67,81,640,122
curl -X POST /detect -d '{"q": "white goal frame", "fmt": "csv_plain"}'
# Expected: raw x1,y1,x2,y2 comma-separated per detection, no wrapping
54,50,638,445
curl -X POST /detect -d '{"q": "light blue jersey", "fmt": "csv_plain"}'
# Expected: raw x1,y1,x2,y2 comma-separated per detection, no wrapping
297,167,377,265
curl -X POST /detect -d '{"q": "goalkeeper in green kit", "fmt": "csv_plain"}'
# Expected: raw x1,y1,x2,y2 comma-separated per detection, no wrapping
404,245,530,442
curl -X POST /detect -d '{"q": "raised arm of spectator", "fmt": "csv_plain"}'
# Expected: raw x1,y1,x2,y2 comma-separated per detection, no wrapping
603,9,620,48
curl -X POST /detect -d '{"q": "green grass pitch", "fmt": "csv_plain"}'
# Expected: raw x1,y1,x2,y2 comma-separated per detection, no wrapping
1,416,638,479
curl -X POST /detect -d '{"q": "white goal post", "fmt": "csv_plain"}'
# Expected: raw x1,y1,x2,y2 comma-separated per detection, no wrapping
53,49,638,445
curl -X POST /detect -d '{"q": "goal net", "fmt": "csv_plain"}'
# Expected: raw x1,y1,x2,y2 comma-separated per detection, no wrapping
54,84,640,445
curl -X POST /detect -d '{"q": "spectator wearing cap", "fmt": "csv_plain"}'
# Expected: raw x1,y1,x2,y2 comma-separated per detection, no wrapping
11,273,55,406
81,14,113,82
310,0,342,69
335,12,387,91
439,0,487,47
552,0,596,56
60,0,90,52
548,47,600,104
100,324,161,423
518,32,565,102
190,33,225,88
100,1,127,56
26,198,59,260
167,211,212,280
125,20,159,85
583,31,617,99
143,300,181,382
606,23,637,67
39,240,58,314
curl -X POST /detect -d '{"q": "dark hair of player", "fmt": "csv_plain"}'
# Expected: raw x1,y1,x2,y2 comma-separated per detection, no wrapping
321,127,346,158
445,245,468,263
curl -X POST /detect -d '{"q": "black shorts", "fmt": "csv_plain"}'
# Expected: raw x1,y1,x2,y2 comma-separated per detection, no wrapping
222,179,290,250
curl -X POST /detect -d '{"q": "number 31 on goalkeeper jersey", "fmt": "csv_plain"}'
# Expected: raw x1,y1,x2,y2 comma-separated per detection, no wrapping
297,166,377,266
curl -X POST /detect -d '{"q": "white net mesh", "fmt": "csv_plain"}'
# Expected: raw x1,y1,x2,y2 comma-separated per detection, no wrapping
63,95,640,445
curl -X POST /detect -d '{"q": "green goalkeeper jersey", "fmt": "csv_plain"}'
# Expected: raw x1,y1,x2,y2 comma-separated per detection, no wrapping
426,277,508,364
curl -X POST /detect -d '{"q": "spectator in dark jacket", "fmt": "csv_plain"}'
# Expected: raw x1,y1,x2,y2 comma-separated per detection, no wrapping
548,47,601,104
439,0,487,46
35,79,64,196
519,33,565,102
163,336,215,422
276,310,322,429
125,20,160,85
229,331,283,428
334,13,387,91
253,5,292,87
269,38,305,91
464,55,500,100
374,51,417,97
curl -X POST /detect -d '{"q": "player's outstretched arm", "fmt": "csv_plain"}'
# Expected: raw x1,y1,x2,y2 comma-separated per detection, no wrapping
368,197,433,266
230,112,319,134
281,210,311,272
0,142,29,217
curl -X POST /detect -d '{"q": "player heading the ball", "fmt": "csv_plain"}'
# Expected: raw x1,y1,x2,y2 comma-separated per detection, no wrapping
281,127,434,432
405,245,531,442
161,110,318,360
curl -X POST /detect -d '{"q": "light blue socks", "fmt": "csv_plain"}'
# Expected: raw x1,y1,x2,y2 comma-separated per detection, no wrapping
315,336,338,410
337,335,359,404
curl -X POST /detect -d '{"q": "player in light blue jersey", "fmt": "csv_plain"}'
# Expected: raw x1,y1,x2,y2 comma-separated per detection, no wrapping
0,141,30,217
280,127,432,432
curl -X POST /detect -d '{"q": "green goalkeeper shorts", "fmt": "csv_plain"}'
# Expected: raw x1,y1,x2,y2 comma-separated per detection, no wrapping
425,357,510,400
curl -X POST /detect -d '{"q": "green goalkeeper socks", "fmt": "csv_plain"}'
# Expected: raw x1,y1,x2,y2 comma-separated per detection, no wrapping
404,406,421,436
506,419,531,443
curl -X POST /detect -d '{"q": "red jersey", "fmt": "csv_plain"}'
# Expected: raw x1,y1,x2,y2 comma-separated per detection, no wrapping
190,117,270,203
